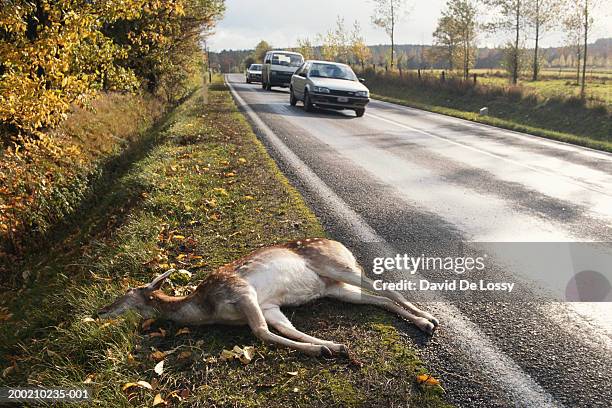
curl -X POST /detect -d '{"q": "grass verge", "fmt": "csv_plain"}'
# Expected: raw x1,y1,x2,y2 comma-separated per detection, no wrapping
362,72,611,153
0,75,451,407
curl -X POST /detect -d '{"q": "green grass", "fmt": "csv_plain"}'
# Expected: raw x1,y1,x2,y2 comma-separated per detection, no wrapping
0,75,451,407
362,71,611,153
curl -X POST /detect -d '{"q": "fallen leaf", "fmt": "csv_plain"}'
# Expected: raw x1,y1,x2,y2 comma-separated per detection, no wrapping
416,373,440,386
154,360,164,375
204,356,217,364
122,380,152,391
177,351,192,360
238,157,247,164
150,328,166,338
173,235,185,240
141,319,156,330
150,351,166,361
287,371,298,376
220,349,236,361
81,317,95,323
239,346,255,365
83,374,95,384
152,393,165,406
137,380,153,390
232,345,243,354
176,327,191,335
127,353,136,365
244,195,255,200
2,363,16,378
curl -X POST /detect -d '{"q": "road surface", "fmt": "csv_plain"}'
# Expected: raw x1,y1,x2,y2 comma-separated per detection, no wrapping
225,74,612,407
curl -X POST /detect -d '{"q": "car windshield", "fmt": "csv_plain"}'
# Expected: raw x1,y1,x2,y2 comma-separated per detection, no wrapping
250,64,262,70
271,53,303,67
309,63,357,81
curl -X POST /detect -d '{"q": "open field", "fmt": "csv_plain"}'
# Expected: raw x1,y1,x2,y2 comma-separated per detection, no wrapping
0,76,450,407
383,68,611,104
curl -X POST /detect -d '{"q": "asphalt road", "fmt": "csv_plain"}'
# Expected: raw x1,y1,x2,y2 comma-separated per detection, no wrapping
225,74,612,408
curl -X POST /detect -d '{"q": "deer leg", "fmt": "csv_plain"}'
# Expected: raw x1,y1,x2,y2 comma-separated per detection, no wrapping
237,293,332,357
262,306,348,355
326,283,437,335
319,263,439,328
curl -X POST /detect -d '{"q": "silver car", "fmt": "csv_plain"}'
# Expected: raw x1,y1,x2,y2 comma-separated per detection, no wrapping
246,64,262,83
290,60,370,117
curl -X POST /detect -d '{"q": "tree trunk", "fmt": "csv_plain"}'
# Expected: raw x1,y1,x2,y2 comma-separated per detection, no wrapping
581,0,588,97
532,1,540,81
513,1,520,85
390,2,395,69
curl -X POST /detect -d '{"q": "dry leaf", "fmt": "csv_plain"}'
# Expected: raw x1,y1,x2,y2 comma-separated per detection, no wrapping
238,157,247,164
220,349,236,361
152,393,165,406
154,360,164,375
2,363,16,378
150,328,166,338
244,195,255,200
239,346,255,365
150,351,166,361
176,327,191,335
177,351,192,360
122,380,152,391
81,317,96,323
416,374,440,386
287,371,298,376
83,374,95,384
173,235,185,240
141,319,156,330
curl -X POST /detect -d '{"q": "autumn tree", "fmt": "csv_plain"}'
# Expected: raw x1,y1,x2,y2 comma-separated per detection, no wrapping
371,0,411,69
318,16,350,62
433,0,478,79
350,21,371,69
252,40,273,63
564,0,600,97
433,16,459,70
296,37,315,60
525,0,560,80
483,0,526,84
563,5,583,84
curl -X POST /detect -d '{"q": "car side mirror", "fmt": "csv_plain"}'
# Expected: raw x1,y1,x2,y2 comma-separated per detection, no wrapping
299,72,307,78
359,78,366,83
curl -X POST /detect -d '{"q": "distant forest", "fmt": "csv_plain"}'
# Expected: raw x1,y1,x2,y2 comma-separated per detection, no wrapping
210,37,611,73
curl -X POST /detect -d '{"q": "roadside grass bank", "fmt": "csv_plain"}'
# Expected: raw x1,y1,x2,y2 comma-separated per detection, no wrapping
361,70,611,153
0,75,451,407
0,91,165,267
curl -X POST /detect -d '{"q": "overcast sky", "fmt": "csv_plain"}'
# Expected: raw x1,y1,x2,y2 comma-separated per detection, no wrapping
208,0,611,51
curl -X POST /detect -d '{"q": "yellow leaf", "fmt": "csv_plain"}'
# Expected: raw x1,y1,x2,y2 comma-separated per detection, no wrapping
137,380,153,389
173,235,185,240
225,172,236,177
416,374,440,386
244,195,255,200
238,157,247,164
152,393,165,406
150,351,166,361
122,380,152,391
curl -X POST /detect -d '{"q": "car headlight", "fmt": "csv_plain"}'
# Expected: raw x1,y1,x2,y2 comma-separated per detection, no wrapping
313,86,330,94
356,91,369,97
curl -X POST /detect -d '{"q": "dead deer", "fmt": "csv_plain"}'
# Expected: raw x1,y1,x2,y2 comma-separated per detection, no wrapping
98,238,439,357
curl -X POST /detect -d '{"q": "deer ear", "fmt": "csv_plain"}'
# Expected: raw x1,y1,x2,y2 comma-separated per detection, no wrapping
146,269,174,291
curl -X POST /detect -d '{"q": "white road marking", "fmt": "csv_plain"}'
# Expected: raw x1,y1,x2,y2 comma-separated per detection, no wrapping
226,75,561,407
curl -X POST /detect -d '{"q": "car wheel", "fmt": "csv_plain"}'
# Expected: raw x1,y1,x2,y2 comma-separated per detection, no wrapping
289,88,297,106
355,108,365,117
304,91,314,112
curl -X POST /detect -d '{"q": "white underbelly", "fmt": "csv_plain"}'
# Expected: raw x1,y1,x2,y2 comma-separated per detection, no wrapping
245,258,327,307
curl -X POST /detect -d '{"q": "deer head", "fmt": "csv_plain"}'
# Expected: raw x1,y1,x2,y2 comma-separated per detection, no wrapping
97,270,174,319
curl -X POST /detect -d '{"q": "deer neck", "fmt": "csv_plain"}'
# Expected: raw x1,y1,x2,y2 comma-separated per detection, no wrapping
149,291,208,324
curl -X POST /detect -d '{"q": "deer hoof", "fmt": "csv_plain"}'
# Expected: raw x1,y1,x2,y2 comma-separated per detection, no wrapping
429,317,440,327
417,318,437,336
320,346,333,357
